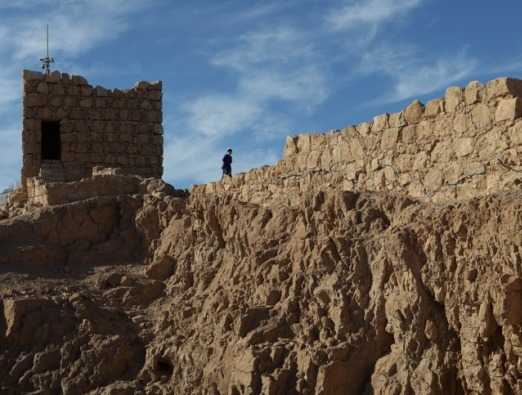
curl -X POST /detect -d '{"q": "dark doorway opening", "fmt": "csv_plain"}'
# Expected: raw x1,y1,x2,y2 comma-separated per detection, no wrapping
41,121,61,160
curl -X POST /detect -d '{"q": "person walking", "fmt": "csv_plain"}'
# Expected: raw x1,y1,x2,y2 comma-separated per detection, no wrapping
222,148,233,179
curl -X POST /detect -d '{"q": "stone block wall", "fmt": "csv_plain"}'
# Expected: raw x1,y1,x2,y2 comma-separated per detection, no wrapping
193,77,522,205
26,171,143,206
21,70,163,187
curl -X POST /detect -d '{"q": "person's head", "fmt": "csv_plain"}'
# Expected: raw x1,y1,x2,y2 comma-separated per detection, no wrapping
227,148,232,154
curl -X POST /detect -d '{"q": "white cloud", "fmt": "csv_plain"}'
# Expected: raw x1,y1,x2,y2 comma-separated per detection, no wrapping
187,25,329,139
359,45,477,102
183,95,261,138
391,56,476,101
2,0,149,59
239,66,328,105
359,45,416,73
212,27,315,71
326,0,424,31
232,3,291,22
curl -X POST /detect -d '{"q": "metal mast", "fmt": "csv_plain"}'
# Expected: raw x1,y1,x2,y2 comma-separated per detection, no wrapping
40,24,55,75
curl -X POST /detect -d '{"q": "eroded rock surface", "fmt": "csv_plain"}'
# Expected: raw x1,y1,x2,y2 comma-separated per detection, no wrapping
1,178,522,394
142,189,522,395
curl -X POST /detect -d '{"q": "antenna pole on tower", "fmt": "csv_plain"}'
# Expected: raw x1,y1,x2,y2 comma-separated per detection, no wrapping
40,24,55,75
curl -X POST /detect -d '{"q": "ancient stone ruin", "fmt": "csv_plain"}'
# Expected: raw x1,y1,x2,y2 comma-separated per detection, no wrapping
1,74,522,394
21,70,163,204
195,77,522,205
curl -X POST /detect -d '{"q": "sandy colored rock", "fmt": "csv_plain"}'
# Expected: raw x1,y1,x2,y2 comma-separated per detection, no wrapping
445,86,463,112
509,120,522,145
424,98,443,117
3,75,522,394
465,80,483,105
471,103,492,129
495,97,522,122
372,113,389,132
388,112,406,128
404,100,424,123
486,77,522,100
21,69,163,188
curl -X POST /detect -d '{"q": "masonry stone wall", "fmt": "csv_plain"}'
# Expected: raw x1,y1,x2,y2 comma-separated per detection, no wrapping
26,167,145,206
21,70,163,187
193,77,522,205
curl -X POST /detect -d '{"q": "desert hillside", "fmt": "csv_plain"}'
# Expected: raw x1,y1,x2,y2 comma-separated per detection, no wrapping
1,77,522,394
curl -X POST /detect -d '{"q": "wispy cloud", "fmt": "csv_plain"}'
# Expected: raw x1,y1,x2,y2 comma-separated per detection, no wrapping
0,0,51,9
232,2,292,22
212,27,315,71
325,0,424,31
391,55,476,101
191,25,328,136
239,67,328,105
2,0,149,59
0,0,151,95
183,95,261,138
359,45,477,102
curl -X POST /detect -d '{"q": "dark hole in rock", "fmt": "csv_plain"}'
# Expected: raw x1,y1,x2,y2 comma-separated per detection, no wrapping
155,357,174,377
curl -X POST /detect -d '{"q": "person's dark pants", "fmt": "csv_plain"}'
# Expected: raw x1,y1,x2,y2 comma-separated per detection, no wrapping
222,166,231,177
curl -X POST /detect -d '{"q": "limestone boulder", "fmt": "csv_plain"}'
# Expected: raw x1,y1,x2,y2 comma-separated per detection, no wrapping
495,97,522,122
372,113,389,132
455,137,474,157
424,98,443,118
445,86,463,112
404,100,424,123
465,80,483,105
486,77,522,100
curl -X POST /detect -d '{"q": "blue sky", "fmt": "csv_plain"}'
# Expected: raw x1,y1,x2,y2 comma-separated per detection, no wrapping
0,0,521,190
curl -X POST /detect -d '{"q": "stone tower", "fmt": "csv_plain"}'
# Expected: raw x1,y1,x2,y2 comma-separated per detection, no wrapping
21,70,163,188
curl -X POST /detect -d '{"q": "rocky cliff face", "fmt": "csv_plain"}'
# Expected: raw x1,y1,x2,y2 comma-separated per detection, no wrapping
1,177,522,394
2,77,522,394
143,188,522,395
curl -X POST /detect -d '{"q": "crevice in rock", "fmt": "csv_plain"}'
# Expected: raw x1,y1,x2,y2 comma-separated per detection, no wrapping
487,324,506,355
154,357,174,378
